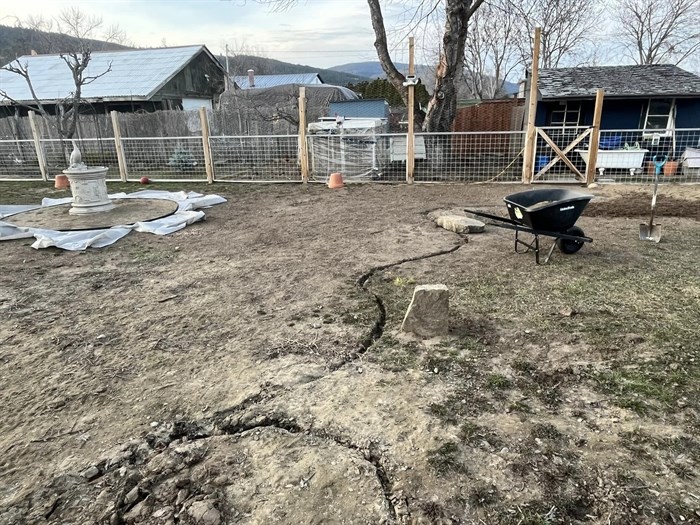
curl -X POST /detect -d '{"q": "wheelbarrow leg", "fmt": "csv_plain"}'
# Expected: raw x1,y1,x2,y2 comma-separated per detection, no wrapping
514,230,557,265
514,230,538,254
538,239,558,265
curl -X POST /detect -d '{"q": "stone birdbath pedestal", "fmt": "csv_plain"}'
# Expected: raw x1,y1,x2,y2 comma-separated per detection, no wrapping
63,142,115,215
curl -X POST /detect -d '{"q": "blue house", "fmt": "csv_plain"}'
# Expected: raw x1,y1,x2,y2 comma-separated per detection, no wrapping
532,64,700,172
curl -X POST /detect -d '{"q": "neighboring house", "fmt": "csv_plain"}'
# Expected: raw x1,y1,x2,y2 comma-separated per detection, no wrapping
527,64,700,174
534,64,700,132
233,71,323,90
0,45,226,116
329,98,390,119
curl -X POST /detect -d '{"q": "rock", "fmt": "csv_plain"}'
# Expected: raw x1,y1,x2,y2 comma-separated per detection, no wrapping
152,506,173,519
400,284,449,338
176,489,189,506
187,501,221,525
435,215,485,234
80,465,100,480
124,486,140,505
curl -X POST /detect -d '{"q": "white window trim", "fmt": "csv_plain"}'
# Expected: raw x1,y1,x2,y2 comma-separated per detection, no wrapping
642,98,675,137
549,101,582,129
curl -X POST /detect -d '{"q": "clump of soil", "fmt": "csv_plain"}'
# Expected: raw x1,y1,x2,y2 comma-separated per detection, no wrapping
587,192,700,219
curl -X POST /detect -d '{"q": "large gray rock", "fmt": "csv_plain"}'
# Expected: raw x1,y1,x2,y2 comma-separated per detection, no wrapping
187,501,221,525
400,284,449,338
435,215,485,234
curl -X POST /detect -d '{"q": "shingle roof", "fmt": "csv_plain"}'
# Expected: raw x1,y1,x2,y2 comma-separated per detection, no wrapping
538,64,700,99
0,45,222,104
233,73,323,89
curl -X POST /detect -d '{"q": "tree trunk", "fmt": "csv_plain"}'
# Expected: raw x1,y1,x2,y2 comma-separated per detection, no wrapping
424,0,484,131
366,0,408,106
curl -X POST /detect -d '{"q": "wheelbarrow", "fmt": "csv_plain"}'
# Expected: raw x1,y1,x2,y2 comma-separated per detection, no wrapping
465,188,594,265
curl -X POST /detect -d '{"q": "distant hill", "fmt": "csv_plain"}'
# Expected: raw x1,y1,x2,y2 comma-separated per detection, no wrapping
0,24,130,66
220,54,366,87
329,61,430,80
331,61,520,96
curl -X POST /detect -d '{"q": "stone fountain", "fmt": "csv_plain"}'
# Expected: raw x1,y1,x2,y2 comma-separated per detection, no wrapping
3,143,180,232
63,142,115,215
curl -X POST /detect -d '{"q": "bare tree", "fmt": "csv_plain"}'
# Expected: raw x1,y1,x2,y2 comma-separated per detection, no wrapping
462,0,521,99
257,0,485,131
509,0,601,69
613,0,700,66
0,51,112,139
19,7,131,52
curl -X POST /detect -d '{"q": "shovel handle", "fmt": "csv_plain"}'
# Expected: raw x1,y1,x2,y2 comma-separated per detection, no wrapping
649,171,659,228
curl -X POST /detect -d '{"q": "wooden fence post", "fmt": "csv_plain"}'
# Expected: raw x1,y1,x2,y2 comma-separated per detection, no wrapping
110,110,128,182
199,107,214,184
586,89,605,186
298,86,310,183
27,111,48,181
522,27,541,185
406,36,416,184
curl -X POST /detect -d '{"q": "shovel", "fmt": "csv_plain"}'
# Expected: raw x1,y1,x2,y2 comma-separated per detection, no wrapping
639,155,665,242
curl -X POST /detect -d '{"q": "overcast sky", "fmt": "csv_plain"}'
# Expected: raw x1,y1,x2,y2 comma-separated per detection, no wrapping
1,0,416,69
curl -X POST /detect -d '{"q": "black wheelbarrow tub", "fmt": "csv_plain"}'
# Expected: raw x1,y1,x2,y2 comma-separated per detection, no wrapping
503,189,593,232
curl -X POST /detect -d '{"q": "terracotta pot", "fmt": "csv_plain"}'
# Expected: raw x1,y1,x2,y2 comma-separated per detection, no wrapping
645,162,655,176
328,172,344,189
663,160,679,176
54,174,70,189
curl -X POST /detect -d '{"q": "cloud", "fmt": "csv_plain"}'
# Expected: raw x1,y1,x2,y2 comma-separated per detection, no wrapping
4,0,413,68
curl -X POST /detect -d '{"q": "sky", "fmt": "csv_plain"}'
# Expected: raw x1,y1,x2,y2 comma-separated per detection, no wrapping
1,0,416,69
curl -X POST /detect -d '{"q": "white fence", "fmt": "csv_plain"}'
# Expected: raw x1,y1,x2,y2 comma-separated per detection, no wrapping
2,126,700,184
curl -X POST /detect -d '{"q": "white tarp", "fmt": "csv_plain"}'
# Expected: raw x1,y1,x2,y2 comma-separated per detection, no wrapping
0,190,226,251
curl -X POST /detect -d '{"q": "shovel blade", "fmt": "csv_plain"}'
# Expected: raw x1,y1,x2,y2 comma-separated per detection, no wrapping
639,223,662,243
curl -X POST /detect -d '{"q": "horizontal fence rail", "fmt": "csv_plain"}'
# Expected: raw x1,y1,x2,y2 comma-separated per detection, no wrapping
2,126,700,184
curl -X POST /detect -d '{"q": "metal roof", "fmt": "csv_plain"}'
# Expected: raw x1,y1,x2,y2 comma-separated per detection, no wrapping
0,45,221,104
538,64,700,99
233,73,323,89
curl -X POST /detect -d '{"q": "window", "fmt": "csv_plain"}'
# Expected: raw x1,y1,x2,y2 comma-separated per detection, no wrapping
549,101,581,128
643,98,675,135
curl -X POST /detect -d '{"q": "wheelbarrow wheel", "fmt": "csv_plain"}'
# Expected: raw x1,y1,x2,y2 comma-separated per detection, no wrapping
557,226,585,254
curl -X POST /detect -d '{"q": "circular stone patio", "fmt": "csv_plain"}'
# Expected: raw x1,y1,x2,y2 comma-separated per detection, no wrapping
3,198,180,231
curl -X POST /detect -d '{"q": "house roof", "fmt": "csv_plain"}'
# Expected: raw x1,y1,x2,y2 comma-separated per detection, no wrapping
538,64,700,99
0,45,224,105
233,73,323,89
330,98,390,119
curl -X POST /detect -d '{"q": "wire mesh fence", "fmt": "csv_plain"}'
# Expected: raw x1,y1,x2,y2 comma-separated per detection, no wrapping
0,139,42,180
210,135,300,182
2,128,700,184
308,132,526,183
42,138,120,180
121,137,207,181
592,128,700,183
415,132,525,182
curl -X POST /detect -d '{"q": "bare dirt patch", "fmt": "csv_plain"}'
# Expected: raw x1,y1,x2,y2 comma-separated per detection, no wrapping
1,181,699,524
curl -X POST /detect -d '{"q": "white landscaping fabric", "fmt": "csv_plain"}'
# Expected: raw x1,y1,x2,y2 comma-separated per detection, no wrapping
0,191,226,251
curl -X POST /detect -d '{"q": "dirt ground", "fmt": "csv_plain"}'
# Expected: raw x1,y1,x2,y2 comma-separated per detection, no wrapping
1,181,699,525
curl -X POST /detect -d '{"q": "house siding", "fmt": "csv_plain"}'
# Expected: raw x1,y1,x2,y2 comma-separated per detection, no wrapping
676,99,700,128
